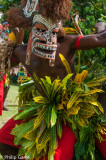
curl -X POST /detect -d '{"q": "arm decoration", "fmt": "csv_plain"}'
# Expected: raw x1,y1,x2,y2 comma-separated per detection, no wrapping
76,35,83,49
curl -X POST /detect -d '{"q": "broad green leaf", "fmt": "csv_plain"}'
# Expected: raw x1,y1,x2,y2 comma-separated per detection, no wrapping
51,105,57,127
75,140,86,159
33,96,48,104
86,82,101,88
62,74,73,87
57,118,63,138
36,121,46,143
36,128,50,154
18,147,26,156
67,91,82,109
61,111,73,123
19,80,34,91
22,139,35,150
45,76,51,84
97,115,106,123
80,103,95,118
50,125,56,151
88,76,106,84
33,73,48,97
67,105,80,115
11,118,35,145
88,96,104,113
45,105,52,128
74,87,84,92
14,107,36,120
83,84,90,92
48,126,56,160
50,79,61,101
40,78,51,98
48,150,54,160
33,107,46,130
82,89,103,96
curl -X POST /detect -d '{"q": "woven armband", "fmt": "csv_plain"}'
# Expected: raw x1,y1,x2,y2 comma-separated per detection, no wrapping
76,35,83,49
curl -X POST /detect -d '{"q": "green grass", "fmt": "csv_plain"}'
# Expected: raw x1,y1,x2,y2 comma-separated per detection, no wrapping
0,84,19,128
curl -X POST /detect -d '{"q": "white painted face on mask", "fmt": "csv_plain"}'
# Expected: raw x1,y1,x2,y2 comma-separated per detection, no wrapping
31,15,60,60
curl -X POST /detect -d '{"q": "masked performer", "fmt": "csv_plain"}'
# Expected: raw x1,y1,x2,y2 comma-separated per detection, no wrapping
0,0,106,160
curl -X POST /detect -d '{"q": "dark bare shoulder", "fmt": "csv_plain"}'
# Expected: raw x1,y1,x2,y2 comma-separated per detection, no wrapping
14,44,27,54
12,44,27,64
57,34,79,49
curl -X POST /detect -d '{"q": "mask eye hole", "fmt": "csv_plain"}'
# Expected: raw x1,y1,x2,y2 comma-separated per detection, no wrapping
34,23,47,33
36,28,46,33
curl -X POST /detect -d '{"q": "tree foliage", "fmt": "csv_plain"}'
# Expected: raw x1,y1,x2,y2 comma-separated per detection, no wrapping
0,0,21,23
68,0,106,75
70,0,106,34
0,0,21,12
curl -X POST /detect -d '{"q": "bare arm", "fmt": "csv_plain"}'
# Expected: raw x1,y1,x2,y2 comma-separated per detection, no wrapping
78,30,106,50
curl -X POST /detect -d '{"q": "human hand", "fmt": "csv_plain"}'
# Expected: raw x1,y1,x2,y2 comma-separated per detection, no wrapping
95,22,105,32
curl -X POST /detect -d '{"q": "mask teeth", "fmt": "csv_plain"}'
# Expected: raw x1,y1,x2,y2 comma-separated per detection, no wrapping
35,44,57,51
33,48,56,60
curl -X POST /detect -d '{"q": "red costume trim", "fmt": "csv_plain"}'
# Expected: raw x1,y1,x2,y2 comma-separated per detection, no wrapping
96,133,106,159
76,35,83,49
0,116,106,159
0,74,6,116
27,73,30,77
0,118,76,160
0,25,3,30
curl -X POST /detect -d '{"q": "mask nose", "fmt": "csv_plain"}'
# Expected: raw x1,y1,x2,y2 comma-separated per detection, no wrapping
47,31,52,45
48,31,57,45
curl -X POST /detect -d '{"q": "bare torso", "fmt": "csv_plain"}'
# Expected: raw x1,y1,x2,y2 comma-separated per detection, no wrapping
11,34,106,112
12,34,77,82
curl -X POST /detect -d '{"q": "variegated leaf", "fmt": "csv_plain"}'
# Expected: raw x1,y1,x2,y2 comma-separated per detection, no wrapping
33,96,48,104
36,129,50,154
82,89,103,96
67,91,82,109
67,105,80,115
59,53,71,74
51,105,57,127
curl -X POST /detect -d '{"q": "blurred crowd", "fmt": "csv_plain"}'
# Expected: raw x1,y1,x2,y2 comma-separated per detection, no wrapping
0,22,25,116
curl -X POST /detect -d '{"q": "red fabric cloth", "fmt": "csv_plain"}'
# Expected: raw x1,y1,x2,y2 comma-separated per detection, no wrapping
0,80,4,116
54,124,76,160
0,118,23,147
0,117,76,160
95,130,106,159
0,116,106,159
76,35,83,50
40,124,76,160
0,74,7,116
0,25,3,30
